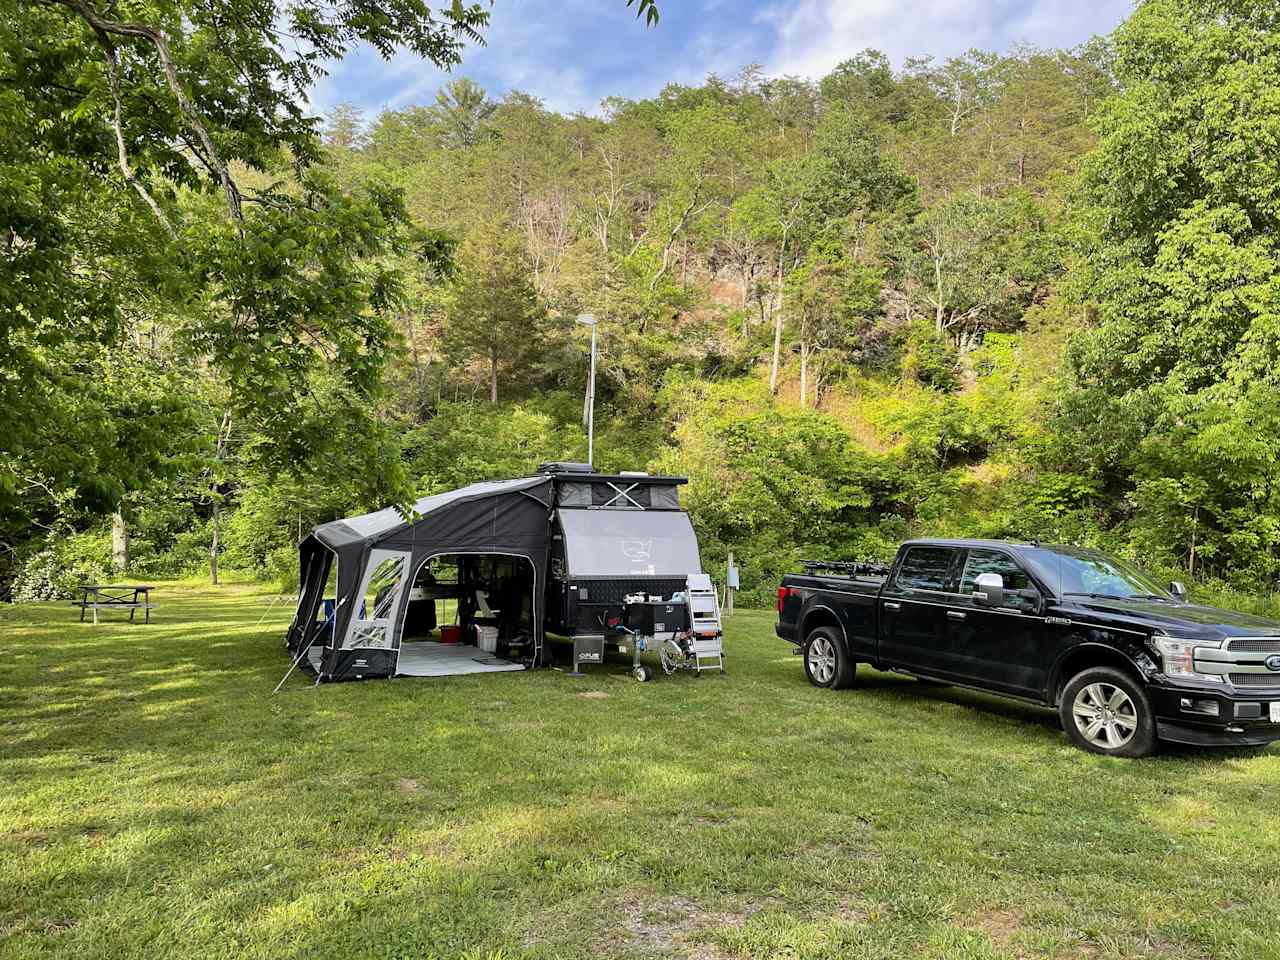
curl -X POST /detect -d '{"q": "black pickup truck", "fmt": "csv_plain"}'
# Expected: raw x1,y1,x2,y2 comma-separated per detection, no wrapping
776,539,1280,757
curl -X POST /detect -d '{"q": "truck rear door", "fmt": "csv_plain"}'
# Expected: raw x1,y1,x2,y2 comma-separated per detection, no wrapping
878,545,962,673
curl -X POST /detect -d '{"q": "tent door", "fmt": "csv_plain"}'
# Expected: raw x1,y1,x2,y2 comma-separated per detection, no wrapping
393,552,536,677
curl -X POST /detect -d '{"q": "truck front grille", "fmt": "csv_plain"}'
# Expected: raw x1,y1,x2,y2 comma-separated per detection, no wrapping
1229,673,1280,689
1225,637,1280,654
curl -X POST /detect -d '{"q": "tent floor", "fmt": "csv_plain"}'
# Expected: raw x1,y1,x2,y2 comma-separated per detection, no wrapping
394,640,525,678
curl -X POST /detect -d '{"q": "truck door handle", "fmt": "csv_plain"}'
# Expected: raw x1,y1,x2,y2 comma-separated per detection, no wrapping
883,602,901,611
947,610,966,621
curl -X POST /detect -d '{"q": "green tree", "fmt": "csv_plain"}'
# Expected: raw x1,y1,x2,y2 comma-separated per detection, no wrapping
431,77,497,148
891,191,1058,350
6,0,488,526
785,235,881,405
444,227,551,404
740,103,913,393
1060,0,1280,580
819,49,913,124
324,102,368,151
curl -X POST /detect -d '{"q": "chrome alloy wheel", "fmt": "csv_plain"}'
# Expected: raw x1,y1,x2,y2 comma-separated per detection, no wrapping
807,635,837,685
1072,682,1138,750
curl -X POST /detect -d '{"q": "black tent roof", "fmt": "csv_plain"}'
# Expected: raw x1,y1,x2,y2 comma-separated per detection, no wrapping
311,477,552,551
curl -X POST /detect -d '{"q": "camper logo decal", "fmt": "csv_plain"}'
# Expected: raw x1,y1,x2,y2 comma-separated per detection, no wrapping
621,539,653,562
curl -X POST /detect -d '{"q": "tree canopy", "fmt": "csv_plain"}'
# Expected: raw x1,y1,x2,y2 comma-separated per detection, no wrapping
5,0,1280,607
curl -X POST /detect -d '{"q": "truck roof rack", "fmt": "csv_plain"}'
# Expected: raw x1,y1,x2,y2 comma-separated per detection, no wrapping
801,559,891,577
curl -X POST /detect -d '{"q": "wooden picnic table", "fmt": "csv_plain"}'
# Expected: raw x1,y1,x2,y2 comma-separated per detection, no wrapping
72,584,156,624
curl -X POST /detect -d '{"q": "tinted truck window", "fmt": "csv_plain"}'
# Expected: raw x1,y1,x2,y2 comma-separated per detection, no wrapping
960,549,1032,593
895,547,956,591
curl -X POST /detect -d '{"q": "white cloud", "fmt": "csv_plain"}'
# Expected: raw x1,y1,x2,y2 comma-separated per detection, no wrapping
761,0,1132,79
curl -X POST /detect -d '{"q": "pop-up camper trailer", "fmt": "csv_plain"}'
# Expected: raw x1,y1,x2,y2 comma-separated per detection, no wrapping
285,464,722,682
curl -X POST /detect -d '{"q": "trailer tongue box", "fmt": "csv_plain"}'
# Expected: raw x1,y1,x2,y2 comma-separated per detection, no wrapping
623,598,691,636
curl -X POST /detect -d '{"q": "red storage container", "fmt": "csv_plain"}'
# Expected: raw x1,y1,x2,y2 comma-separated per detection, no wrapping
439,624,463,645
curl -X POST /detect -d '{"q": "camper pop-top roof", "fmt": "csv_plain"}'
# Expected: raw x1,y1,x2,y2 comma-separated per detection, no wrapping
536,463,687,512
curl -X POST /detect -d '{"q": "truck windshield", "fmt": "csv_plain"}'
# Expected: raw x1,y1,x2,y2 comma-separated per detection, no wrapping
1044,551,1171,601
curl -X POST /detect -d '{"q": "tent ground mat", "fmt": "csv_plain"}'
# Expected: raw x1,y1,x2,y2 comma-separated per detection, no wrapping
395,641,526,677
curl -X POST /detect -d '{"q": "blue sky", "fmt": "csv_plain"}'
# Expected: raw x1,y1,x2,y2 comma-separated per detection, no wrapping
311,0,1134,118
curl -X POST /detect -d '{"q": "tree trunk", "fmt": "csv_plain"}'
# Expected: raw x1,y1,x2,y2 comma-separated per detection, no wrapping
210,502,220,586
934,256,946,334
111,510,129,573
490,349,498,404
770,303,784,394
1189,505,1198,577
210,409,231,586
799,340,808,407
769,231,790,395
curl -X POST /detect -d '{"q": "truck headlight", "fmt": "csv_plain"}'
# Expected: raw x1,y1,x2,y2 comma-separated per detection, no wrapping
1151,637,1224,682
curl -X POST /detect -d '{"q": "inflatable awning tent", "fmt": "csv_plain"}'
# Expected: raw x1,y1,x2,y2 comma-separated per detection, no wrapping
286,467,703,683
286,477,554,681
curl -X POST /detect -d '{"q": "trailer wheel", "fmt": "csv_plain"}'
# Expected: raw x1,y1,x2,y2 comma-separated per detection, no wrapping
803,627,855,690
633,665,652,683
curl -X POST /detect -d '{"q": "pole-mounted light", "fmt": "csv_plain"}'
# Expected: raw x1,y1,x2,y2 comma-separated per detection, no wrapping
575,314,597,469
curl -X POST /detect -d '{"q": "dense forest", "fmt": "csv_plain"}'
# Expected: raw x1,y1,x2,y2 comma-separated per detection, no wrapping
5,0,1280,605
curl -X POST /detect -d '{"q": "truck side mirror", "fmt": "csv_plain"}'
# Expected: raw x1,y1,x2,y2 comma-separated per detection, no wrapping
973,573,1005,608
1169,580,1187,602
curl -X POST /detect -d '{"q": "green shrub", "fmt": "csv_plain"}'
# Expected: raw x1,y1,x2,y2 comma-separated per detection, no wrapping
12,529,112,603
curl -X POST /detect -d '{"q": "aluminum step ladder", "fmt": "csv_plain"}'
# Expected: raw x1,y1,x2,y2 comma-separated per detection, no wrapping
685,573,725,673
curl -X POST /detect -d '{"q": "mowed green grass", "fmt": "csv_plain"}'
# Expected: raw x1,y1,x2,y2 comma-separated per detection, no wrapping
2,584,1279,960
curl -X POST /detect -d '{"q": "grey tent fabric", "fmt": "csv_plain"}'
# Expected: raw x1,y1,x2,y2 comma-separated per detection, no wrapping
559,508,703,577
286,535,334,657
554,478,683,510
288,470,707,684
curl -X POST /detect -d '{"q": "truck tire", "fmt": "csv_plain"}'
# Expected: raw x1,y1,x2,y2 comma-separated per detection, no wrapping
1059,666,1156,758
803,627,855,690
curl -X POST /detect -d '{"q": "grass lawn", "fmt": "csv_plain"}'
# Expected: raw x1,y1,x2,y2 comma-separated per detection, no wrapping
3,582,1279,960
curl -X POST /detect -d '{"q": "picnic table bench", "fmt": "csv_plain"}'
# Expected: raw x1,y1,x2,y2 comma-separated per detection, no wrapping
72,584,156,624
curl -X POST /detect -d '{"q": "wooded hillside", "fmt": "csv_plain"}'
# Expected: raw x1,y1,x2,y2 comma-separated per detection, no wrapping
6,0,1280,605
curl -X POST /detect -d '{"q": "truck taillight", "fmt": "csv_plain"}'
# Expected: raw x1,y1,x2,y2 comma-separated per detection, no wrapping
777,586,794,613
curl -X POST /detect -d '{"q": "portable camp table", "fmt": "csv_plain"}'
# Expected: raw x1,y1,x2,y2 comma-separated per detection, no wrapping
73,584,156,624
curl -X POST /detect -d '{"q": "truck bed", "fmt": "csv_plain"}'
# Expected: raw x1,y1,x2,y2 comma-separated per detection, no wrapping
776,572,884,655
